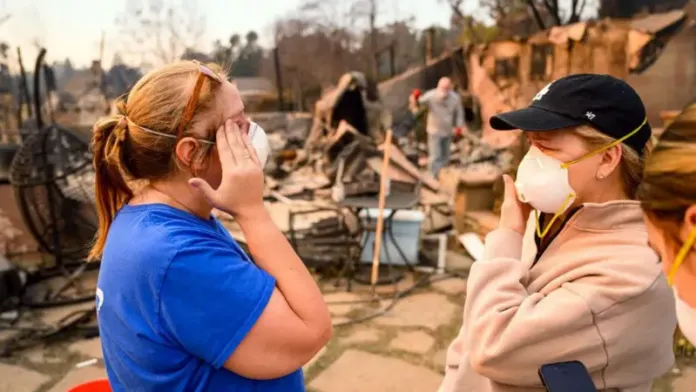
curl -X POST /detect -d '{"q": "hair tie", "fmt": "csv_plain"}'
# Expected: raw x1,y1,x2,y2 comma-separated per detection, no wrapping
115,116,128,142
117,115,128,128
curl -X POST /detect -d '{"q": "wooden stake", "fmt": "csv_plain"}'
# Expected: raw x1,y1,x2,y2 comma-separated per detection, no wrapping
371,129,393,292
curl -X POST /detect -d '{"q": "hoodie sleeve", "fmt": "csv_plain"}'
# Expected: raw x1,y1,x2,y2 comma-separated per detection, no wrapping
418,89,434,106
452,228,608,386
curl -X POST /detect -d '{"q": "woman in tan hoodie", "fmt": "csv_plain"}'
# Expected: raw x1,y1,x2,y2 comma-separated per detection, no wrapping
638,101,696,348
439,74,676,392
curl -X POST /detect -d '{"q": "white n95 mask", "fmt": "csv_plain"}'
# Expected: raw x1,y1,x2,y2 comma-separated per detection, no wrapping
248,121,270,168
667,226,696,345
515,146,576,238
675,290,696,345
515,146,576,214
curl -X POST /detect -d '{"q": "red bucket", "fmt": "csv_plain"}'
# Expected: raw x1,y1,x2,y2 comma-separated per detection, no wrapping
68,379,111,392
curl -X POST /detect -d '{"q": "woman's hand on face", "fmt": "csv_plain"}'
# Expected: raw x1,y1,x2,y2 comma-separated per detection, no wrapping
499,174,532,235
189,119,265,220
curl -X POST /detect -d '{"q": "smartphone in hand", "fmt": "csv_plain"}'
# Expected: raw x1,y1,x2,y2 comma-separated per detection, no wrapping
538,361,598,392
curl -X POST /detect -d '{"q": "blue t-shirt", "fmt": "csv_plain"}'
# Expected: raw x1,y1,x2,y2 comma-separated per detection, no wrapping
96,203,305,392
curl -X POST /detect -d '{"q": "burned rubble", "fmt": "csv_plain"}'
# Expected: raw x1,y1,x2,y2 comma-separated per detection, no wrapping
209,69,521,282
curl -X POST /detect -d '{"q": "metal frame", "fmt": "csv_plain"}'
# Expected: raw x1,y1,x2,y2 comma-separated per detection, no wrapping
287,206,362,289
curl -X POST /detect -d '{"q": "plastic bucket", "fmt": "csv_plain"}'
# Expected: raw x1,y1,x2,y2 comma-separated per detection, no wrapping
68,379,111,392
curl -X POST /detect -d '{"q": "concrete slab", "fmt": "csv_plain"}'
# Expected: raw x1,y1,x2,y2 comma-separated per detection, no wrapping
341,328,381,346
0,362,50,392
432,278,467,296
332,316,350,326
324,292,363,317
309,349,442,392
433,348,448,372
69,338,103,359
303,347,328,372
374,293,459,330
48,366,107,392
672,365,696,392
390,331,435,355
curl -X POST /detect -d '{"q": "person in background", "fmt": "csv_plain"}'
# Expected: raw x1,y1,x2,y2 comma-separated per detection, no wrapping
637,101,696,346
409,76,465,178
91,61,332,391
439,74,676,392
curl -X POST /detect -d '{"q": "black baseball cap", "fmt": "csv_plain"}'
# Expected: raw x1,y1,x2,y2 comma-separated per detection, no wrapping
490,74,651,155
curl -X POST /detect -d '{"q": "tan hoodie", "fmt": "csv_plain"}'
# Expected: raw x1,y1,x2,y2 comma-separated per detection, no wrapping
439,201,676,392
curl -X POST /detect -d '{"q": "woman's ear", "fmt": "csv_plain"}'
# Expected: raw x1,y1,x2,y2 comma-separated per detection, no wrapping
679,204,696,244
174,137,199,168
596,144,622,179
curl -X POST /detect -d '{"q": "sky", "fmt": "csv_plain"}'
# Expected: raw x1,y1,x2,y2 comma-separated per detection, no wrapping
2,0,467,70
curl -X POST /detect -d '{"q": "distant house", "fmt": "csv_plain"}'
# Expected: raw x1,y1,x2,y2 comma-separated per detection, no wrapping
180,50,214,64
57,60,108,127
233,77,277,111
104,65,141,100
377,2,696,151
234,77,275,98
57,60,141,127
462,3,696,139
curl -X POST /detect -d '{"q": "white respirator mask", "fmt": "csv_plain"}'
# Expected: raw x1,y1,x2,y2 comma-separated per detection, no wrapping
667,226,696,345
675,290,696,346
515,146,577,238
247,121,270,168
515,146,576,215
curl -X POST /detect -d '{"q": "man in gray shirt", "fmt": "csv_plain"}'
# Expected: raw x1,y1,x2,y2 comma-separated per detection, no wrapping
410,77,465,178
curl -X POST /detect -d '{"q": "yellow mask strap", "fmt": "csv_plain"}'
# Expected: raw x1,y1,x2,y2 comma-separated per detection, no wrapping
667,226,696,286
560,117,648,169
535,193,576,238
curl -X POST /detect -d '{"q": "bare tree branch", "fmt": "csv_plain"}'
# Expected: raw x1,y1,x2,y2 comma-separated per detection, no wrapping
576,0,589,22
495,0,508,19
444,0,483,42
116,0,206,66
524,0,547,30
542,0,563,26
368,0,378,78
568,0,580,23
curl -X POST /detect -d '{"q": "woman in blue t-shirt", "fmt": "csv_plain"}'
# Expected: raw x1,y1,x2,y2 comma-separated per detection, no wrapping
89,61,332,392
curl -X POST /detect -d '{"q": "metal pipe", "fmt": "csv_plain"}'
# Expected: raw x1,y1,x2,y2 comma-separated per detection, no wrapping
389,44,396,77
32,48,47,129
16,47,31,127
425,27,435,64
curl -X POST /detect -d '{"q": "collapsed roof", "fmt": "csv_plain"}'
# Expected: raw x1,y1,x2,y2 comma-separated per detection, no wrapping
469,2,696,141
305,72,390,152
